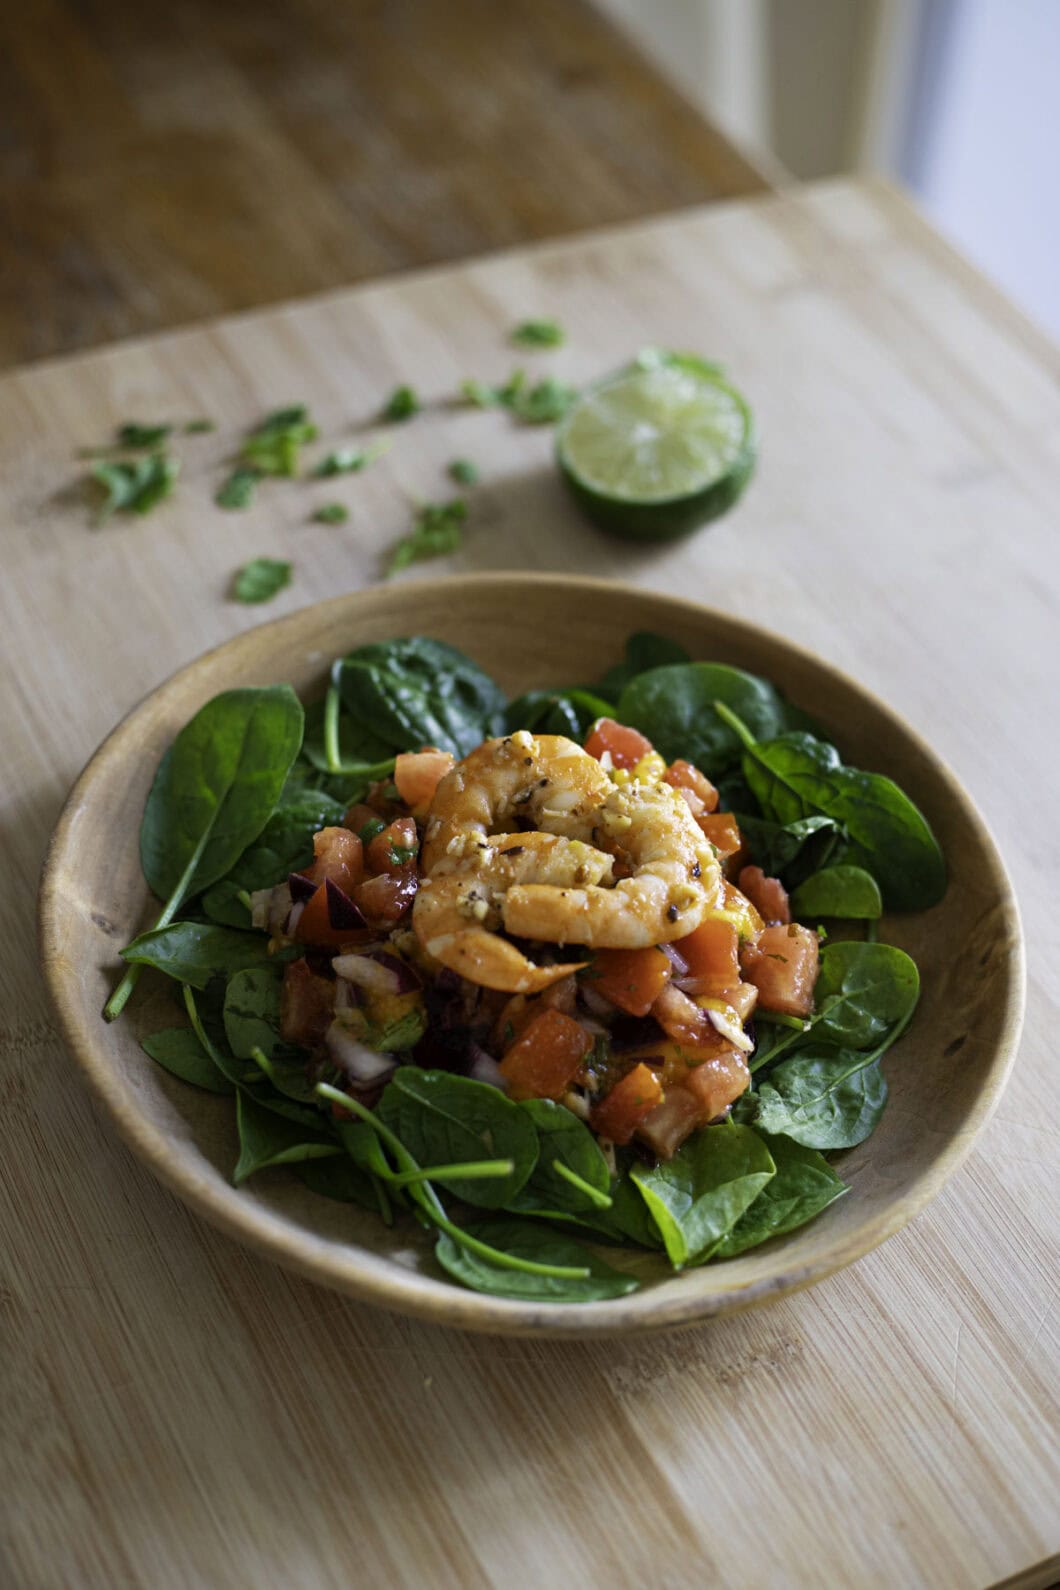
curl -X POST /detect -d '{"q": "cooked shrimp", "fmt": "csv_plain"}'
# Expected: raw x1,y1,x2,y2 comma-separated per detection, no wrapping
503,781,719,949
413,830,616,992
420,731,611,873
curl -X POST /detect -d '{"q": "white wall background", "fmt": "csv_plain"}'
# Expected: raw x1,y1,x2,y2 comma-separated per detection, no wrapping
595,0,1060,340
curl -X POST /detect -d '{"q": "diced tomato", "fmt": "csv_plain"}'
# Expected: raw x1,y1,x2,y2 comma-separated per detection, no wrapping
590,1063,664,1145
280,958,335,1047
635,1087,702,1159
366,816,419,877
684,1049,751,1120
719,878,764,941
293,881,368,949
499,1008,594,1101
741,923,820,1017
394,749,454,815
718,981,759,1023
652,981,710,1045
589,946,671,1017
344,802,381,835
698,811,743,860
584,717,654,770
738,865,791,925
675,918,742,995
304,826,364,894
355,870,418,925
664,759,719,814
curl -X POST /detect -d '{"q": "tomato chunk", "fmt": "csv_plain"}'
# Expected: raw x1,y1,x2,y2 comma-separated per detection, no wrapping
636,1087,702,1159
737,865,791,925
698,811,743,860
741,923,819,1017
664,759,719,814
499,1008,594,1101
366,817,419,877
675,918,741,995
294,881,368,949
684,1049,751,1120
355,870,418,925
584,717,654,770
394,749,454,815
280,958,335,1047
651,982,710,1045
305,826,363,893
589,946,671,1017
590,1063,664,1145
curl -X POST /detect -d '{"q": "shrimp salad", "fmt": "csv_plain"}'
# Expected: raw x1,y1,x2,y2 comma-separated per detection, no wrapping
114,632,944,1301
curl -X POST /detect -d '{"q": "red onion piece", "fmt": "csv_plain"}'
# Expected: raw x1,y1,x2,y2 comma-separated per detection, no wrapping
468,1046,507,1089
288,870,317,904
579,983,614,1020
325,877,365,931
661,942,689,978
366,950,421,992
325,1021,397,1084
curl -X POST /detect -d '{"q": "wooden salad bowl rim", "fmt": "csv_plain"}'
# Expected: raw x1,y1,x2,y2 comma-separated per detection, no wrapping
38,574,1026,1337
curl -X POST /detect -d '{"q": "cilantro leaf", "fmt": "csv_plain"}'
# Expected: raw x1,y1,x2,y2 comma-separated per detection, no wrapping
386,498,467,576
311,503,349,524
511,319,565,348
216,468,259,510
380,385,420,423
184,418,215,434
231,558,292,604
117,422,173,449
511,376,577,424
91,453,178,521
447,458,479,485
240,405,318,477
313,438,390,477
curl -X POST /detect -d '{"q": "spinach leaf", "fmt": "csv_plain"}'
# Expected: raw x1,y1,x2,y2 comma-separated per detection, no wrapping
201,785,346,926
631,1124,775,1267
753,1051,888,1149
435,1219,638,1302
791,866,882,920
579,1171,666,1248
597,631,692,698
140,686,305,905
737,813,843,887
299,696,395,772
185,985,325,1132
618,663,805,778
233,1092,340,1185
333,637,506,758
120,922,282,990
507,1099,613,1215
711,1133,847,1258
294,1155,379,1211
812,941,919,1051
140,1027,234,1094
377,1068,538,1207
223,965,295,1060
739,730,946,910
504,688,614,740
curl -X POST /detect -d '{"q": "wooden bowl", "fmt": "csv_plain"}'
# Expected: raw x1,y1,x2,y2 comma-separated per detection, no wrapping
39,575,1024,1337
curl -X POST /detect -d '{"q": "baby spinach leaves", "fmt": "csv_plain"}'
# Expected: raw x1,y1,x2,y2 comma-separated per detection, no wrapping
790,865,882,920
508,1098,613,1215
233,1092,340,1185
752,1053,888,1150
223,966,292,1061
596,631,691,699
618,663,806,778
811,941,919,1050
711,1134,847,1258
201,785,346,926
333,637,506,759
505,688,614,740
737,813,843,888
435,1220,637,1302
377,1068,537,1208
119,922,281,990
140,1026,234,1094
631,1124,776,1267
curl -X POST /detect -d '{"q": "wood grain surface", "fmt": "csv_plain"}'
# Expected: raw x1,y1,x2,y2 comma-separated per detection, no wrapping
4,178,1058,1587
0,0,769,370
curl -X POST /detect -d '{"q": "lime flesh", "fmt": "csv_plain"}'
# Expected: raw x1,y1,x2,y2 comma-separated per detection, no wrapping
557,363,755,542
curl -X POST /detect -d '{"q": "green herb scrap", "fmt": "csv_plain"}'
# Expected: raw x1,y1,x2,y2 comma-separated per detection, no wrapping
241,405,319,477
447,458,479,486
386,498,467,576
216,467,259,510
380,385,420,423
510,318,565,348
459,369,576,424
117,422,173,449
231,557,293,604
184,418,215,434
91,453,179,521
311,503,349,525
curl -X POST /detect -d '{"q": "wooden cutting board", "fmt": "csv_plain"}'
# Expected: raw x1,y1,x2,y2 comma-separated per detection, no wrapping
3,177,1057,1590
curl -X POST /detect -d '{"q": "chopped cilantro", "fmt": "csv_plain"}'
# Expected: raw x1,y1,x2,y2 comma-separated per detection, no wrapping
457,368,575,424
231,557,292,604
117,422,173,449
386,497,467,576
313,438,390,477
311,502,348,524
358,817,387,843
241,405,318,477
387,842,417,867
91,453,178,521
215,467,259,510
447,458,479,486
511,318,565,348
380,385,420,423
184,418,215,434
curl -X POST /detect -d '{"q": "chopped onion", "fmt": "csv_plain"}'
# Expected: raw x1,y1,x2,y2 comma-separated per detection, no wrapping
367,950,421,992
267,882,292,936
250,888,274,931
468,1046,507,1089
333,953,401,995
580,983,614,1019
325,1022,396,1084
286,900,305,937
705,1005,754,1052
661,942,689,978
577,1017,610,1039
562,1089,590,1121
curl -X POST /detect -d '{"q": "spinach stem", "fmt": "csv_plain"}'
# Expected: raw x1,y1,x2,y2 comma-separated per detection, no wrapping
316,1084,590,1279
389,1159,515,1186
865,918,879,943
552,1160,613,1209
711,698,758,749
323,684,343,774
103,825,213,1021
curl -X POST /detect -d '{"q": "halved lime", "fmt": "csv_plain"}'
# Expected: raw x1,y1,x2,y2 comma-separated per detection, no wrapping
557,357,756,542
